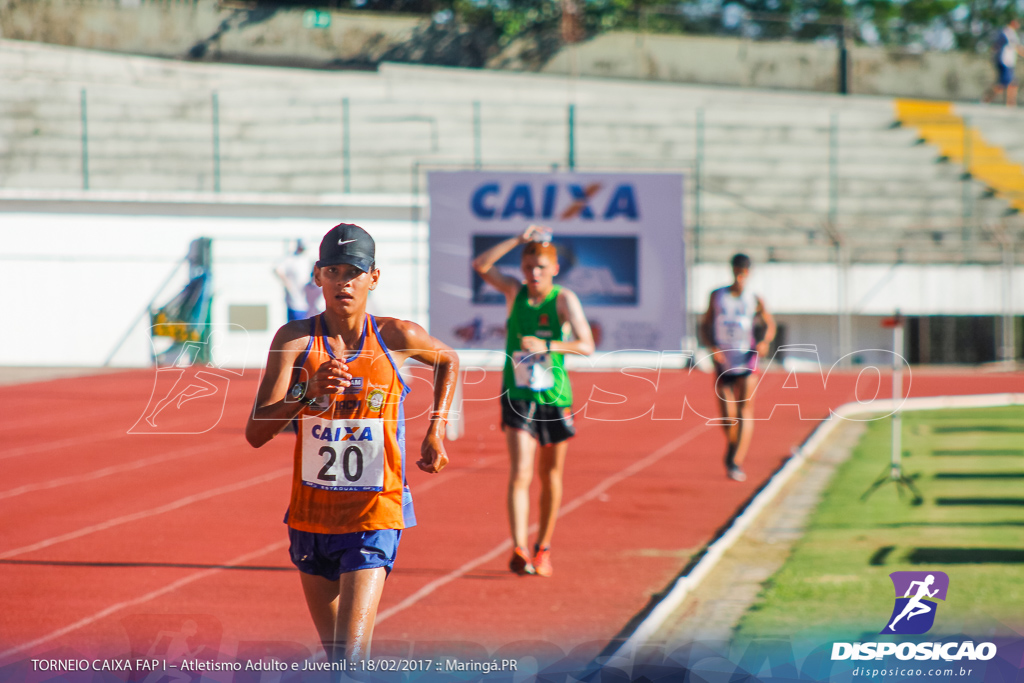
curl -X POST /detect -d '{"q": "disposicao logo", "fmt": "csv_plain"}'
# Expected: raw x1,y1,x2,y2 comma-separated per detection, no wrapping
830,570,998,663
882,571,949,635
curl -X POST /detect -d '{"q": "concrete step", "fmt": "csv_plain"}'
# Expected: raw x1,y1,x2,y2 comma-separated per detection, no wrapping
698,193,980,214
703,175,991,198
697,235,1005,265
698,211,971,231
699,160,957,179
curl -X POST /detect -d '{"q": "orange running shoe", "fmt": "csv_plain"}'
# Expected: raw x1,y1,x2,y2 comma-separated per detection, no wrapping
509,546,535,575
533,546,553,578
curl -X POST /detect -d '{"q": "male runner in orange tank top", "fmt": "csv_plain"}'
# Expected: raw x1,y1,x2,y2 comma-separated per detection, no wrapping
246,223,459,664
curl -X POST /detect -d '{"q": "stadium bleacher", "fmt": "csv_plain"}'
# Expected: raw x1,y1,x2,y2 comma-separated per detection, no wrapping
1,38,1018,268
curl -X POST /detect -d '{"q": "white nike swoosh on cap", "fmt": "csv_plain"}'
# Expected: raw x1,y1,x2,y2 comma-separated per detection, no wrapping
337,239,357,246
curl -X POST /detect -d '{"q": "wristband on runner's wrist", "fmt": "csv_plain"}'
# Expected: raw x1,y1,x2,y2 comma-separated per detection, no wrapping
288,381,319,407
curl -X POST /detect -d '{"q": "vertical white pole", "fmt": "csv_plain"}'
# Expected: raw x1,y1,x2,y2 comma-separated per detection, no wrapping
446,366,465,442
891,319,903,476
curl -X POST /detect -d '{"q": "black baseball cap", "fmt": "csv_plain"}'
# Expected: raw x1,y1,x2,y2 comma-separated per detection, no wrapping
317,223,375,272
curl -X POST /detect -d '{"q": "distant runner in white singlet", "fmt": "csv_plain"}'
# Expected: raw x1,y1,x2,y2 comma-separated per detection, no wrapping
700,253,776,482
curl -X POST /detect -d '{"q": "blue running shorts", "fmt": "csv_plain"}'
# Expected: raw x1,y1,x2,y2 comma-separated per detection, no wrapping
998,62,1015,87
287,527,401,580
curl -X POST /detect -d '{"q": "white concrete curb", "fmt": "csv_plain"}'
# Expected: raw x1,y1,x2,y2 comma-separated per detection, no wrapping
613,392,1024,657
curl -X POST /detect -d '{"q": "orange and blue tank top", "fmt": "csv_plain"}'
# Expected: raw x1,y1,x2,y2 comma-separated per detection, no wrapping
286,314,415,535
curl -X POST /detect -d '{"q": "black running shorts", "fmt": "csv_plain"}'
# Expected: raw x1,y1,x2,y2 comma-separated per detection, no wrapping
500,393,576,446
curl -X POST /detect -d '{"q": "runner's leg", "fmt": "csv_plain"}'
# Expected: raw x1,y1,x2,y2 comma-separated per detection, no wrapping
507,427,538,550
890,602,916,630
299,571,341,659
732,374,758,468
716,382,739,464
906,603,931,619
536,440,569,549
336,567,387,662
297,567,387,663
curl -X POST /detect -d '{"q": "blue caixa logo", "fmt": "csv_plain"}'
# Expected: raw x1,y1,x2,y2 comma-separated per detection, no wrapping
470,182,639,221
881,571,949,635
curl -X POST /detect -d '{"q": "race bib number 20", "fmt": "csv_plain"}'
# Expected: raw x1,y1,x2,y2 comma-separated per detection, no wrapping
301,417,386,491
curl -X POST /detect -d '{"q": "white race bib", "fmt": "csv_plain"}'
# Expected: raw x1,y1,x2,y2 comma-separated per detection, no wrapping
512,351,555,392
301,417,386,491
714,317,752,347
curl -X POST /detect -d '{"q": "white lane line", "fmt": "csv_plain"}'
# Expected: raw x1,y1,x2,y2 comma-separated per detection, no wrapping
0,440,237,501
0,431,127,462
0,539,290,663
0,397,507,661
376,425,707,625
412,454,505,495
0,468,290,560
403,396,505,495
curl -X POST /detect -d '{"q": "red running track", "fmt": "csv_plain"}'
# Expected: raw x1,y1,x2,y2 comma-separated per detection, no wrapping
0,364,1020,666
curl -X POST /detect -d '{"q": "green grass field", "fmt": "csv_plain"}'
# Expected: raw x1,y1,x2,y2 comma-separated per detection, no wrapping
734,405,1024,642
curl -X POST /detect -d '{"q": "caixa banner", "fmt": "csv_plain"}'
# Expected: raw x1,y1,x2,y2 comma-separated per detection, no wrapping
428,171,685,352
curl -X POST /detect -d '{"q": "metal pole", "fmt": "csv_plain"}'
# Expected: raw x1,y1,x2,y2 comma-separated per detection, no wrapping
212,91,221,193
837,242,851,365
80,88,90,191
473,100,482,170
837,20,849,95
962,115,974,245
1003,235,1015,363
567,104,576,170
829,113,851,365
891,317,903,476
862,311,921,504
342,97,351,193
684,174,696,356
694,108,704,265
829,112,839,229
411,162,422,325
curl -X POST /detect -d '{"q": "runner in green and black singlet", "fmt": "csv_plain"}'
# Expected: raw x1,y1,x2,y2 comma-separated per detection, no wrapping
502,284,572,407
473,224,595,578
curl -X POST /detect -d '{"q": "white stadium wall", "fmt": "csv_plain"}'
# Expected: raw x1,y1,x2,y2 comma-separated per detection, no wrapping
0,193,425,370
694,262,1023,316
1,194,1020,368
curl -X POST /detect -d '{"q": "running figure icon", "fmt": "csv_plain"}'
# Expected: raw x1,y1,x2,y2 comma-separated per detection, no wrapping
881,571,949,635
888,574,938,631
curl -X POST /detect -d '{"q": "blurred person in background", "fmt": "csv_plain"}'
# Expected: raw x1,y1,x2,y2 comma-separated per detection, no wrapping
304,266,326,318
701,253,776,483
984,18,1024,106
275,239,315,321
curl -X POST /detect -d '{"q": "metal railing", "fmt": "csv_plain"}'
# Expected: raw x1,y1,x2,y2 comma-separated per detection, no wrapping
2,85,1021,267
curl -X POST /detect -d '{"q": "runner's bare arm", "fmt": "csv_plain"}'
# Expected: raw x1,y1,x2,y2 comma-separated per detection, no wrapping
379,319,460,474
471,225,548,303
245,323,352,448
523,288,594,356
755,296,777,357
